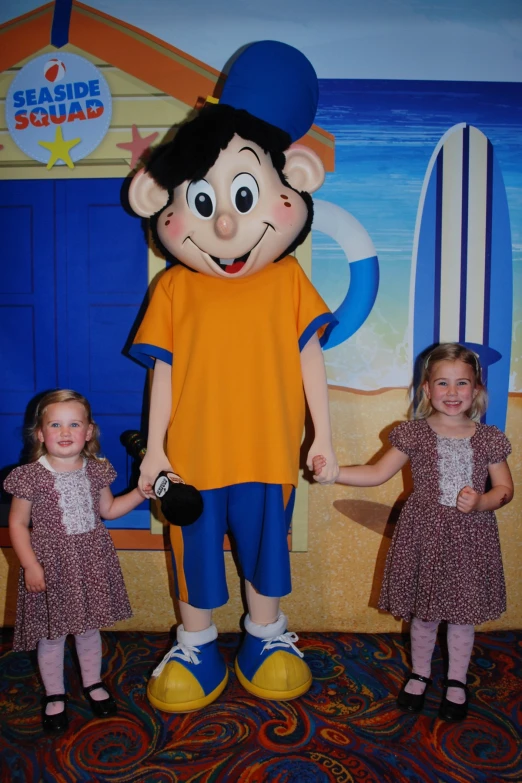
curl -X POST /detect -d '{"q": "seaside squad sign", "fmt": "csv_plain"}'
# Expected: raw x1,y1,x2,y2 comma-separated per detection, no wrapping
6,53,112,168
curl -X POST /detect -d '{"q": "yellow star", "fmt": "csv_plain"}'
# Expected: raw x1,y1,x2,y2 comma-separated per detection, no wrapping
38,127,81,169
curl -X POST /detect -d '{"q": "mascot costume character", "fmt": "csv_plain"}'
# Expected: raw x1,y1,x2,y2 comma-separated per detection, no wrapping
129,40,338,713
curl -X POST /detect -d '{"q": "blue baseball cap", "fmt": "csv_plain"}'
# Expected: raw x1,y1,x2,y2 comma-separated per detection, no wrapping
219,40,319,142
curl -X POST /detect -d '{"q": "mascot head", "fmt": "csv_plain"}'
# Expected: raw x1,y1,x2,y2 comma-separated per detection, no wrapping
129,41,325,278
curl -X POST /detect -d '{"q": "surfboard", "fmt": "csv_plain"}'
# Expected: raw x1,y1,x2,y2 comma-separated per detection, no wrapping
410,123,513,430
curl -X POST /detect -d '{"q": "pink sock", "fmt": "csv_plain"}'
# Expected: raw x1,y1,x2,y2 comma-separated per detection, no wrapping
404,617,439,696
446,623,474,704
75,629,108,701
37,636,66,716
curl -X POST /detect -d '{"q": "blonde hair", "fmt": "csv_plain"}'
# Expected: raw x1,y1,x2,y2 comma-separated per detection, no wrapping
28,389,103,462
414,343,488,422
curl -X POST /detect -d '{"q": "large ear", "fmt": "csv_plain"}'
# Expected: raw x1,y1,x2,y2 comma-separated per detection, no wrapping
128,168,170,217
283,144,325,194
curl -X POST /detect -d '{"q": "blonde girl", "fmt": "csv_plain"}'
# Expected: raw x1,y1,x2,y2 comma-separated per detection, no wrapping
313,343,513,721
4,390,145,733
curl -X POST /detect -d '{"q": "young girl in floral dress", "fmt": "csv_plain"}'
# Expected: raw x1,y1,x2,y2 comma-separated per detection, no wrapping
4,389,145,733
313,343,513,721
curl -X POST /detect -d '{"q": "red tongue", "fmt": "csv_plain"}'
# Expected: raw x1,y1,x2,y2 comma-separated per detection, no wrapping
225,260,246,274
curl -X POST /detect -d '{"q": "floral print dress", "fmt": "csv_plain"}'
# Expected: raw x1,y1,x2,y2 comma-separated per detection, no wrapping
4,457,132,651
378,419,511,625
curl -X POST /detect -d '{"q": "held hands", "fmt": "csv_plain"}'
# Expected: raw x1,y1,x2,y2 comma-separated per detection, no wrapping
136,484,149,500
312,455,327,480
138,451,174,499
308,443,339,485
24,562,46,592
456,486,481,513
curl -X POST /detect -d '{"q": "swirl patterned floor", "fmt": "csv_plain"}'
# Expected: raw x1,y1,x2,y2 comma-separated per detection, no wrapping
1,629,520,782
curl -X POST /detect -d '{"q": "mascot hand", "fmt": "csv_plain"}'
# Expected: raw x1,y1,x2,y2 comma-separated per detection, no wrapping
139,451,174,499
308,443,339,485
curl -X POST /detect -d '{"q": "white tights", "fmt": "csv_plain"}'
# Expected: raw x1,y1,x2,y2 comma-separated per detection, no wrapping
37,629,109,715
404,617,475,704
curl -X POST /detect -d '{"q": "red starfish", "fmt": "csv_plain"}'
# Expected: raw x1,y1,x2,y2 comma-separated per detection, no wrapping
117,125,159,169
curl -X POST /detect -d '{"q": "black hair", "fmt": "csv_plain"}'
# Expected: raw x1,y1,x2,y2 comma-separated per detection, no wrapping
145,103,314,264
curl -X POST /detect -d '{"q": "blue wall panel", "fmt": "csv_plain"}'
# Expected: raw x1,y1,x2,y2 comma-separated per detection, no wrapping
0,178,150,527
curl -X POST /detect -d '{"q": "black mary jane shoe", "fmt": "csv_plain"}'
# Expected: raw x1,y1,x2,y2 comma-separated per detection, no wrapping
42,694,68,734
83,682,117,718
396,673,432,713
438,679,469,722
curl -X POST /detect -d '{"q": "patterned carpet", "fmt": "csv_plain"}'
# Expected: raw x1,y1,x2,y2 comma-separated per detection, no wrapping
1,629,521,783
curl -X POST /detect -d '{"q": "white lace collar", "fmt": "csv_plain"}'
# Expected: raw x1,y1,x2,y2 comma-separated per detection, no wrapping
39,455,87,473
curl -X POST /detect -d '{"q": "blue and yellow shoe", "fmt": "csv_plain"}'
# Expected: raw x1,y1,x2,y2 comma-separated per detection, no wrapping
234,613,312,701
147,623,228,713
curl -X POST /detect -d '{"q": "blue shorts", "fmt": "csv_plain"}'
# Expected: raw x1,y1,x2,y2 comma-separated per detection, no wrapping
169,483,295,609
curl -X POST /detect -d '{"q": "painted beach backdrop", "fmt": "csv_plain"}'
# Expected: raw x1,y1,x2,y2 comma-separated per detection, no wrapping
312,79,522,391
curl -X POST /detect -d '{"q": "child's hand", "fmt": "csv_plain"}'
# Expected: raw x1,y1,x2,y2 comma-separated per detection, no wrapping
310,450,339,485
139,452,173,499
136,484,148,500
312,455,327,476
456,486,481,513
24,562,46,592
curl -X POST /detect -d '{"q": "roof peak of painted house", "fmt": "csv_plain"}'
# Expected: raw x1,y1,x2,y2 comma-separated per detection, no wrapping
0,0,334,169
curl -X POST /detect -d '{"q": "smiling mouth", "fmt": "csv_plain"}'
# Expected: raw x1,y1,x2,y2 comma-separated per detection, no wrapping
186,224,272,275
211,250,250,274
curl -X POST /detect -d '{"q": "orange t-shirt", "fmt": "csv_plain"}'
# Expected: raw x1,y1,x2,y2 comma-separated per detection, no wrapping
131,256,335,490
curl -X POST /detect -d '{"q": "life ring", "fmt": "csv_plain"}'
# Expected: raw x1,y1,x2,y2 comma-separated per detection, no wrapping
313,199,379,349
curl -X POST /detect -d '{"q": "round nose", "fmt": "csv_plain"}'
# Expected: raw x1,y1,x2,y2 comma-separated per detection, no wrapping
215,212,237,239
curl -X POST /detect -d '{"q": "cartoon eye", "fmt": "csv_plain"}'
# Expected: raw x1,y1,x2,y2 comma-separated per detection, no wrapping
186,180,216,219
231,173,259,214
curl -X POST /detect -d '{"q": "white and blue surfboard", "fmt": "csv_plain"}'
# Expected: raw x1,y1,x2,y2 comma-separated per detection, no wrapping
410,123,513,430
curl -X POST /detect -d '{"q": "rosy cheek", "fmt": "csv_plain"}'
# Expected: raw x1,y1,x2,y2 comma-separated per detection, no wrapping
161,213,185,240
272,202,296,225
